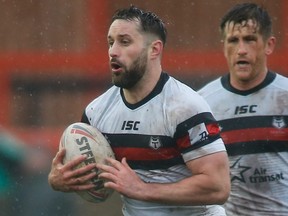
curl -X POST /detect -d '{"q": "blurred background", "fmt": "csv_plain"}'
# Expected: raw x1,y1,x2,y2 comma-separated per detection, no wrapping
0,0,287,215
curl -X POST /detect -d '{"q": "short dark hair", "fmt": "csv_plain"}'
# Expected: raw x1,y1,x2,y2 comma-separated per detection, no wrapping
220,3,272,39
111,5,167,45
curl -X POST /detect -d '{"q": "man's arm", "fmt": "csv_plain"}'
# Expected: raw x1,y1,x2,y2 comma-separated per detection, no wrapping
97,151,230,205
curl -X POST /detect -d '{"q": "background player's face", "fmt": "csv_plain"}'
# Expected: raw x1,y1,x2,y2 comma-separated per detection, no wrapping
108,19,148,89
222,19,274,87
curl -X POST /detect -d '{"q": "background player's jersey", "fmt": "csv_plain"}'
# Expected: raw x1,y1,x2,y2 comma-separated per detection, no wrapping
198,71,288,216
82,72,226,216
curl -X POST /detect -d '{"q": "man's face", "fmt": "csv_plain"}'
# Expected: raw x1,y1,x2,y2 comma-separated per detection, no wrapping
107,19,148,89
222,19,272,86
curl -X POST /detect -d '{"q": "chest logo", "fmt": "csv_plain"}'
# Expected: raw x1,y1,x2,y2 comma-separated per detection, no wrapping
149,136,162,150
234,105,257,115
272,116,286,129
121,120,140,131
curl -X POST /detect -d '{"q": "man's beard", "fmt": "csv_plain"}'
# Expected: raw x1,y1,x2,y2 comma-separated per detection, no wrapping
112,50,147,89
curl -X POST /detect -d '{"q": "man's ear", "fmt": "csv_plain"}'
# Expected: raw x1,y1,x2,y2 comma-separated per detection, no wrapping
265,36,276,55
150,40,163,59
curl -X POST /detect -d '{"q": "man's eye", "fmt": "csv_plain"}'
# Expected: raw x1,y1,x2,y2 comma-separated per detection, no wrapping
108,41,114,47
245,37,257,42
121,40,130,45
228,38,238,43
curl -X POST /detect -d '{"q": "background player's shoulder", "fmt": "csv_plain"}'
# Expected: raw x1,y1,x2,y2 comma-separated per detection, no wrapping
60,122,115,203
273,73,288,91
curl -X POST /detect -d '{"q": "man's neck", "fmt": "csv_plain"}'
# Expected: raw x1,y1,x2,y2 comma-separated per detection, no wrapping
230,69,268,91
123,67,162,104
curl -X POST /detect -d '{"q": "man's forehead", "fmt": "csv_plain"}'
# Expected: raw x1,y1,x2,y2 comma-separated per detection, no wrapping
108,19,140,36
225,19,259,35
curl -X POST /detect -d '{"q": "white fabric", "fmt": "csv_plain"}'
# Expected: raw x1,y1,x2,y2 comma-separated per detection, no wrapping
199,72,288,215
83,73,227,215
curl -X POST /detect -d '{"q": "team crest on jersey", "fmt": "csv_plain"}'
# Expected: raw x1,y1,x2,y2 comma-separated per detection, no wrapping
272,116,286,129
149,136,162,150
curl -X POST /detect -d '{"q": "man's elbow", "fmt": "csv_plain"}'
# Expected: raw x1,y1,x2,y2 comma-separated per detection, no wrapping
214,182,231,204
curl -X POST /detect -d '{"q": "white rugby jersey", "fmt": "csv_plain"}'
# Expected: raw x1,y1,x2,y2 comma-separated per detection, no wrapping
198,71,288,216
82,72,226,216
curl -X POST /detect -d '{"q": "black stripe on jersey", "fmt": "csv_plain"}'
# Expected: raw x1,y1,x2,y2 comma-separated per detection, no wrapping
219,116,288,131
225,140,288,156
181,135,222,154
221,71,276,96
174,112,217,138
128,157,184,170
175,112,222,153
103,133,184,170
219,116,288,155
81,111,90,124
105,133,175,148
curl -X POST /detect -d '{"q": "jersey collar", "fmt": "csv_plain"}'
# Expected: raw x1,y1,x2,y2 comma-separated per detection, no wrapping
120,72,170,109
221,71,276,96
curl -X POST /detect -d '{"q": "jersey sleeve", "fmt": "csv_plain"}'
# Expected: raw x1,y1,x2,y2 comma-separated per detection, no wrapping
175,107,226,162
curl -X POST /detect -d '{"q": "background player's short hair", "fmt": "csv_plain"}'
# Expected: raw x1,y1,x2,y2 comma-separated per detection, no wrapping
220,3,273,40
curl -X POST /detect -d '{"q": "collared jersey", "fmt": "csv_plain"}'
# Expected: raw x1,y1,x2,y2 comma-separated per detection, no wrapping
82,72,226,216
198,71,288,216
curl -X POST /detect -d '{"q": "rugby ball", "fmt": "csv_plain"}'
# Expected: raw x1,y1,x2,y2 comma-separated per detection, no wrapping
59,122,115,203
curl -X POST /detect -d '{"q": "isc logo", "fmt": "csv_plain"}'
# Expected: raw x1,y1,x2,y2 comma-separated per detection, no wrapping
121,120,140,130
234,105,257,115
